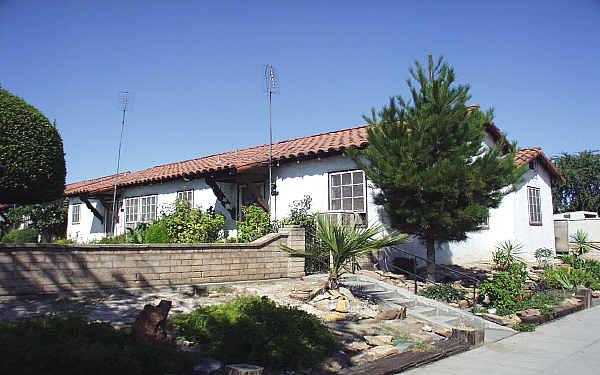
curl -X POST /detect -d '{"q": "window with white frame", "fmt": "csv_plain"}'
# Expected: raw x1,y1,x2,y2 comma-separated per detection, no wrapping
329,170,366,212
71,204,81,225
125,195,157,224
527,186,542,225
177,190,194,208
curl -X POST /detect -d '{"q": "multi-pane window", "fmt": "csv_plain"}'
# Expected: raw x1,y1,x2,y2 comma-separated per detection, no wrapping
177,190,194,208
329,170,366,212
528,187,542,225
125,195,157,224
71,205,81,225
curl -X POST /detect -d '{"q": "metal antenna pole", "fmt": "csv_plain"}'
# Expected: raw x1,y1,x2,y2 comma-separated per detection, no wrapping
266,65,278,220
111,91,128,235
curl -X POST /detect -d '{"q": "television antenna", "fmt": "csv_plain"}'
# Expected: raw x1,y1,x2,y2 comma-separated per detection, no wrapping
265,65,279,219
111,90,128,234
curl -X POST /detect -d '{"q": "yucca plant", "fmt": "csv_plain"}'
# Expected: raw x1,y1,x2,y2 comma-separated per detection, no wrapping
571,230,592,256
281,215,409,291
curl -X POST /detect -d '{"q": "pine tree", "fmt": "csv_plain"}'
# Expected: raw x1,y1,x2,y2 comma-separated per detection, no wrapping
349,55,526,280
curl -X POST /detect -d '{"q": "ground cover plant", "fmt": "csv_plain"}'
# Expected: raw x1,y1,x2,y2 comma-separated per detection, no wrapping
0,314,199,375
169,296,340,370
419,284,466,303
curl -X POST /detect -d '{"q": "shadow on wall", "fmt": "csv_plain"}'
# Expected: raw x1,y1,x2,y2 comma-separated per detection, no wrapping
374,205,455,270
0,248,187,322
0,248,184,312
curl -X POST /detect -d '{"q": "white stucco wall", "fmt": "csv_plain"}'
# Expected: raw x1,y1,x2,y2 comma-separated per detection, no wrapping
513,166,556,261
271,155,362,220
67,197,108,243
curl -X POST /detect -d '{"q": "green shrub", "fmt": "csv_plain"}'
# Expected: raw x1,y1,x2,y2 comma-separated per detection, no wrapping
491,240,524,270
1,228,38,243
126,223,147,244
170,296,340,370
514,322,537,332
145,222,170,243
479,262,528,315
0,314,198,375
162,200,225,243
513,291,563,313
419,284,466,303
541,267,595,291
237,204,276,242
561,253,583,268
97,234,127,244
0,87,66,204
535,247,554,269
55,239,74,244
281,196,327,273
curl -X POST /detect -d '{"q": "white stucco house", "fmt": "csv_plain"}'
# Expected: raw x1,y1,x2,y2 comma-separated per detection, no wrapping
64,118,563,265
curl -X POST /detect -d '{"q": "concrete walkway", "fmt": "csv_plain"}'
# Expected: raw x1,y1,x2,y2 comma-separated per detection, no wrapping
406,305,600,374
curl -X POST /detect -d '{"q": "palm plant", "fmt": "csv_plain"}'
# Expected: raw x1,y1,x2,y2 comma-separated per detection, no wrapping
281,214,409,291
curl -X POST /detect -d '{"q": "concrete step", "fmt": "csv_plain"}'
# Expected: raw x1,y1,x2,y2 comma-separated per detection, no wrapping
341,274,517,344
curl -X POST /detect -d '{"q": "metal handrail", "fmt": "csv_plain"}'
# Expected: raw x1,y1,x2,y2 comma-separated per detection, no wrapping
389,245,480,283
387,245,480,314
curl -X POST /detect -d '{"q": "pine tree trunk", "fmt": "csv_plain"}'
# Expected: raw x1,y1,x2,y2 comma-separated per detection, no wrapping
426,239,436,282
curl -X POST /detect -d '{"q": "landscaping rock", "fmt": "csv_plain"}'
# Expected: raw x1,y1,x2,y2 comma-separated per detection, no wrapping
479,312,513,326
345,341,370,351
592,291,600,298
319,350,351,372
375,307,406,321
560,298,582,308
458,300,469,309
434,328,453,338
132,300,172,343
351,345,400,364
421,325,433,332
394,342,416,352
322,312,358,322
335,299,349,313
338,287,356,301
364,335,393,346
409,333,434,344
193,358,224,374
224,364,264,375
517,308,541,318
312,294,331,303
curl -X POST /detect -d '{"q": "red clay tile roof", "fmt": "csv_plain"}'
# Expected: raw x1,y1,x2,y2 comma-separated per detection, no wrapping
65,123,562,196
65,125,370,196
515,147,564,182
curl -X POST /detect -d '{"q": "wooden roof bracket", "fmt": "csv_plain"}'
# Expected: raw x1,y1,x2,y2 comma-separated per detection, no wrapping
79,195,104,224
98,198,119,224
238,175,270,212
205,175,237,219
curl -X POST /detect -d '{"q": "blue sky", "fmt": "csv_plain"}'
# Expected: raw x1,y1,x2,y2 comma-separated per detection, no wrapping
1,1,599,184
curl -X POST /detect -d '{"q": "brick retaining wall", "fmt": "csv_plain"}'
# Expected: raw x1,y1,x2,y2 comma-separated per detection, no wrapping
0,226,305,296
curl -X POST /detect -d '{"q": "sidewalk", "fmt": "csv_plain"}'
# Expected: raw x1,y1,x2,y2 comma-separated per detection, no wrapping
405,305,600,374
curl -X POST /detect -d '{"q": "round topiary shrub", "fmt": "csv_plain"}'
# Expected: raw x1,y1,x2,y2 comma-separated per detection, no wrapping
0,87,66,204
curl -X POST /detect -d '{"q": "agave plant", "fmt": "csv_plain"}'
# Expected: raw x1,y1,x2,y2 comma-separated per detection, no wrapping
281,214,409,291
